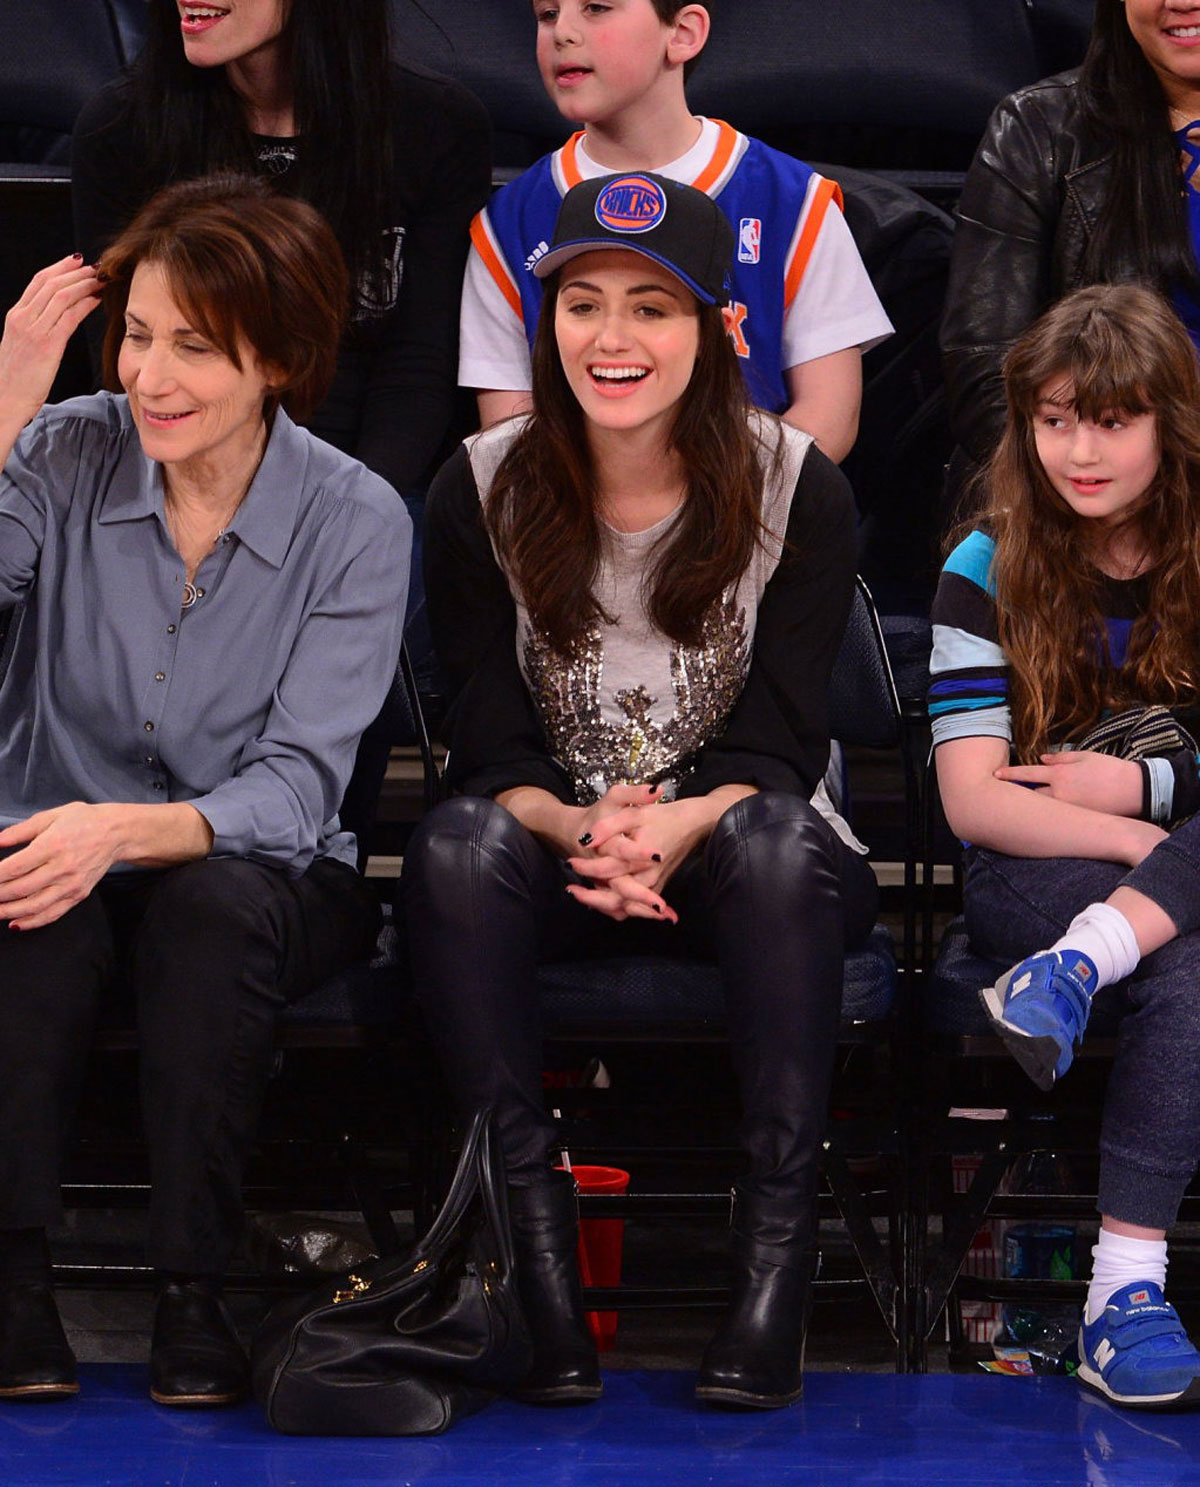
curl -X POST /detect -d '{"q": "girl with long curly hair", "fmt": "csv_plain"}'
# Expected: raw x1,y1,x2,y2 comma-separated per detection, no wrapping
930,283,1200,1411
402,173,877,1411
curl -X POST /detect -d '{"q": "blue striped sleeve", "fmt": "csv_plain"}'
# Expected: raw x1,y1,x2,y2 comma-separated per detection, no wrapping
927,532,1013,747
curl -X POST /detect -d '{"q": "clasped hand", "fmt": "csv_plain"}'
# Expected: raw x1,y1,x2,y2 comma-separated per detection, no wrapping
0,803,118,930
564,782,691,924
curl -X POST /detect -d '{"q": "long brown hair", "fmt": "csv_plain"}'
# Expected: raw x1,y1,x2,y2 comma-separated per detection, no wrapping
985,284,1200,760
485,269,779,654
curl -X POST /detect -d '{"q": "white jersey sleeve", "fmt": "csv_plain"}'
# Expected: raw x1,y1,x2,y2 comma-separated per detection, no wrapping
781,200,893,371
458,242,534,393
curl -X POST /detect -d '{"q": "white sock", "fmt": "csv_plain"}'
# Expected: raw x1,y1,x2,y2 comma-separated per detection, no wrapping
1085,1229,1169,1322
1048,903,1141,990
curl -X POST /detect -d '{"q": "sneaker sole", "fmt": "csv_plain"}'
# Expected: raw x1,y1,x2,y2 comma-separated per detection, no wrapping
979,980,1060,1091
1077,1360,1200,1411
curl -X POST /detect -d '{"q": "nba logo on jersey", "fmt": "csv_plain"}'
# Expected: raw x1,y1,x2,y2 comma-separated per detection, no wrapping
738,218,761,264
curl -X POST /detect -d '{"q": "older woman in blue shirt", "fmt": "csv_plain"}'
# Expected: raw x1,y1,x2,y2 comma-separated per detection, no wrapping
0,176,410,1408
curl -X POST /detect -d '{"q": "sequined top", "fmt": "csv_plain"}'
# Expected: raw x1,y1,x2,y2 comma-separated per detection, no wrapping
462,416,800,803
425,413,859,827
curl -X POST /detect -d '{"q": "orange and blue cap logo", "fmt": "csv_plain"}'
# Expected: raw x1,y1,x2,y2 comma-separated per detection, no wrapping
595,176,667,234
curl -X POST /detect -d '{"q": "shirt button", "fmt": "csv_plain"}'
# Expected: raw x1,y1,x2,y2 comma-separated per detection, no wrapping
144,721,154,732
155,672,166,682
145,756,154,765
167,624,177,635
195,587,206,598
222,535,231,545
152,781,165,792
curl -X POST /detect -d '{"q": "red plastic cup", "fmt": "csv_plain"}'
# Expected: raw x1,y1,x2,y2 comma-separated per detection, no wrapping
559,1164,630,1351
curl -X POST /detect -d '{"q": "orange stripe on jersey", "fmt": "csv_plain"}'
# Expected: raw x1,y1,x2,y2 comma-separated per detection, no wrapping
691,119,738,195
783,177,843,313
470,211,522,321
560,132,586,189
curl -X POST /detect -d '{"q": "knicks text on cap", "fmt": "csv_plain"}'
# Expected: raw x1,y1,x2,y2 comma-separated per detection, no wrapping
594,176,667,235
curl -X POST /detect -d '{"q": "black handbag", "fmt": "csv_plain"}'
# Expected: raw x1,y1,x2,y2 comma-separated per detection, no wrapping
250,1108,532,1435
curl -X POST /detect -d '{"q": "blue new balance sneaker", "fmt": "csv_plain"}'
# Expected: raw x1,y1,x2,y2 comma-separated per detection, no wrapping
1078,1283,1200,1410
978,948,1098,1090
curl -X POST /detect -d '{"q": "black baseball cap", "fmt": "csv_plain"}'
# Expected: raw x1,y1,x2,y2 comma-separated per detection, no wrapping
533,172,734,306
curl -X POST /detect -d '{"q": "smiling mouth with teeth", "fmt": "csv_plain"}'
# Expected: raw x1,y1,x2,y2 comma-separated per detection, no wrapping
181,6,231,24
590,366,649,382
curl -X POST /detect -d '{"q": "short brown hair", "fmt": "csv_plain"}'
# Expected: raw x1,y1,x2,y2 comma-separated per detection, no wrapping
99,173,347,426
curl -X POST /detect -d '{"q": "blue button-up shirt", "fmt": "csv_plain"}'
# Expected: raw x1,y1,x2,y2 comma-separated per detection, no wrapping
0,393,410,874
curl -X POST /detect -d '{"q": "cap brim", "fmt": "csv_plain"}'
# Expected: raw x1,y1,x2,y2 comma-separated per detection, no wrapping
532,238,718,304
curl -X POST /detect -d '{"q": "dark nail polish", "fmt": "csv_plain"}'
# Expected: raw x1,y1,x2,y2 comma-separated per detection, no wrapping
578,832,592,846
71,251,83,261
651,853,662,863
652,903,662,914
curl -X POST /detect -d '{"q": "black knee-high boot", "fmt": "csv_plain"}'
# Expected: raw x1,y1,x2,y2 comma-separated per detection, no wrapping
507,1171,602,1404
695,1185,816,1409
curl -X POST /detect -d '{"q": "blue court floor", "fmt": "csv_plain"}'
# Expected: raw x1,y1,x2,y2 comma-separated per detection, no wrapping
3,1366,1199,1487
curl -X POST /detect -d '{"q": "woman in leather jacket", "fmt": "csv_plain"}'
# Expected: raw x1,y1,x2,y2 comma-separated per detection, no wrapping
943,0,1200,477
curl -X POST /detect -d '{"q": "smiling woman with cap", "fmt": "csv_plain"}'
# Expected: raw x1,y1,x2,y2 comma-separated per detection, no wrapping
401,173,879,1411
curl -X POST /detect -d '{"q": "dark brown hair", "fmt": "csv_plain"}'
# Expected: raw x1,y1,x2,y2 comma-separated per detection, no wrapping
99,174,347,425
131,0,395,302
985,283,1200,759
485,265,777,654
1078,0,1200,298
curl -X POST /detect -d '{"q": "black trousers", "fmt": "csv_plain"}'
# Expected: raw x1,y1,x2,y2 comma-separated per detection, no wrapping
0,856,379,1275
402,793,878,1205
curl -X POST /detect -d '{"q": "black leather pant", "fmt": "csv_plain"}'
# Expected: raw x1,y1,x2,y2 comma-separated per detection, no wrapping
402,792,878,1205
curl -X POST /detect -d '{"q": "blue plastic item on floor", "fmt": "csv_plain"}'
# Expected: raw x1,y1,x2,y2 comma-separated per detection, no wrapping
3,1365,1200,1485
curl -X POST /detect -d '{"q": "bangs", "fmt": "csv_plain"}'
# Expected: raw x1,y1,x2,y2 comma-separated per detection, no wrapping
1036,364,1154,424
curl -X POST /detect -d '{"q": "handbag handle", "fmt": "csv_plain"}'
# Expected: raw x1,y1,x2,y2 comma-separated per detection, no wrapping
475,1109,518,1283
413,1107,516,1277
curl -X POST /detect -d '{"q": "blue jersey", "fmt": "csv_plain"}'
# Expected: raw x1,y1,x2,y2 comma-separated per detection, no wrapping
468,122,844,415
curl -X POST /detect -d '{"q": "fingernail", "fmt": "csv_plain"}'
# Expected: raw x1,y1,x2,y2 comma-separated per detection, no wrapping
71,251,83,261
652,903,662,914
651,853,662,863
648,784,660,794
578,832,592,846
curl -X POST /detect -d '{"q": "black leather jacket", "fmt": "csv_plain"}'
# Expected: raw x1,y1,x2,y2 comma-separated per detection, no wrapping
941,70,1127,466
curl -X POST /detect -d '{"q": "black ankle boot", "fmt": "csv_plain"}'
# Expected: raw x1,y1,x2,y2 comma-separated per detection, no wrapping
507,1171,602,1403
149,1280,249,1408
0,1283,78,1401
695,1185,816,1409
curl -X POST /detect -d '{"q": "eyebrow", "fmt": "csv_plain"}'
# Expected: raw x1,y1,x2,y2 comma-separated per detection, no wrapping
125,311,203,337
561,278,681,299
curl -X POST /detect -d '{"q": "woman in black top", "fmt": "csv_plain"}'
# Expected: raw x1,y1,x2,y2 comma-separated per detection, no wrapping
403,174,878,1411
72,0,491,504
943,0,1200,482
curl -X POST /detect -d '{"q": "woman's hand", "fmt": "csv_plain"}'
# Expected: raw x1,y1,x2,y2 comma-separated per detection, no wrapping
566,786,755,923
994,751,1144,817
0,256,103,434
0,802,121,930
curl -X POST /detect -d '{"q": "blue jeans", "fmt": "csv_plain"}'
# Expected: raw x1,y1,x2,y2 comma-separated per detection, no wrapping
964,813,1200,1229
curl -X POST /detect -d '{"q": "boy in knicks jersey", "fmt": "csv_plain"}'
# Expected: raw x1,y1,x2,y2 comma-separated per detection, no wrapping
459,0,892,462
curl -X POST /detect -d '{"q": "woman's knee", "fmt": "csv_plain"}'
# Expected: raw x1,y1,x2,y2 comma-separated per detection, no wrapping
402,795,538,906
138,858,283,948
706,791,838,889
